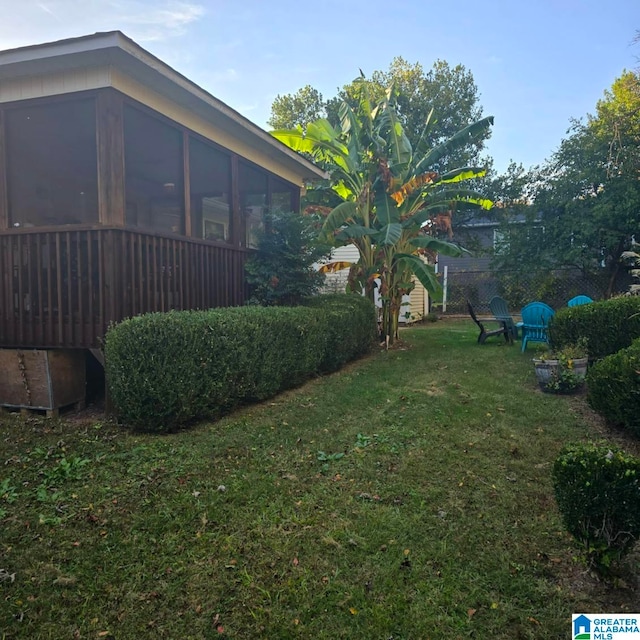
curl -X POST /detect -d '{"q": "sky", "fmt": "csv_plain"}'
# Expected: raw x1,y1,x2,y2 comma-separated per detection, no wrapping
0,0,638,174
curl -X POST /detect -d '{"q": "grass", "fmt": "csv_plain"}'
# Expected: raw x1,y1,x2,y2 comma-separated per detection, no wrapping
1,319,639,639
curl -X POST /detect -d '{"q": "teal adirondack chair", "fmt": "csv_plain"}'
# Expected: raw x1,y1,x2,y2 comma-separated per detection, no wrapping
567,295,593,307
489,295,519,339
518,302,555,352
467,300,512,345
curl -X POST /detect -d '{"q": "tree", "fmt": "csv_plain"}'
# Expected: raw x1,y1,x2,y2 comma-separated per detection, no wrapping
524,71,640,295
244,209,331,306
269,57,490,173
267,85,326,130
272,81,493,343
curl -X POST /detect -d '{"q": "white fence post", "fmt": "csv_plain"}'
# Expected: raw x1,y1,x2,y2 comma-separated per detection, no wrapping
442,265,448,313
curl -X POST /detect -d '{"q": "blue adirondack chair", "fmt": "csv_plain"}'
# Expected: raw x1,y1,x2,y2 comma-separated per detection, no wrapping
518,302,555,352
567,295,593,307
489,295,519,339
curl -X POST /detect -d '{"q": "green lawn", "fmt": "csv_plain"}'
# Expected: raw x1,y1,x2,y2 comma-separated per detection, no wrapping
1,320,638,639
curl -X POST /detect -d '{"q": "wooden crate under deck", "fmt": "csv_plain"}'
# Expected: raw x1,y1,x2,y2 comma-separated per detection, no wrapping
0,349,86,417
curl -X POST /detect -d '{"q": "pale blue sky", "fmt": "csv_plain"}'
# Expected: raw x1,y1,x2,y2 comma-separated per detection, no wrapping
0,0,638,173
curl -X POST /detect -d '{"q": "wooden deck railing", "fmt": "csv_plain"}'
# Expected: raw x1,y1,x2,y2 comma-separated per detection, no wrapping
0,226,249,349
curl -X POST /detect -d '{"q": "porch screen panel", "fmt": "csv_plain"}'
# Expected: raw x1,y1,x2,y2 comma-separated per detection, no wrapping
123,105,184,235
5,98,98,227
239,162,267,249
270,177,297,213
188,137,231,242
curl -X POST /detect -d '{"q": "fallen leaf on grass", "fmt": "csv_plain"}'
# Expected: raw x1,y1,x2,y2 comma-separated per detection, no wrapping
321,536,342,548
292,557,299,566
0,569,16,583
467,608,477,619
349,607,358,615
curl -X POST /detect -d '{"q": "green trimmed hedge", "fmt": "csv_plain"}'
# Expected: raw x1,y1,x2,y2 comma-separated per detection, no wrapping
553,442,640,572
587,337,640,436
301,294,377,372
549,297,640,360
104,295,376,432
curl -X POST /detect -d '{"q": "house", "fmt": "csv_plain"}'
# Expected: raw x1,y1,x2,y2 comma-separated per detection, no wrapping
319,246,430,324
436,215,499,275
434,215,500,313
0,31,325,411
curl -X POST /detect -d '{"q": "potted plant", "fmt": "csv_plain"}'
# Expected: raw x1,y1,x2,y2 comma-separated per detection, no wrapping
532,338,589,394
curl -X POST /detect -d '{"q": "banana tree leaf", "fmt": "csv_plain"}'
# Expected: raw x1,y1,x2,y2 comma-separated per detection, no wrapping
380,104,412,169
415,116,494,175
422,188,493,210
409,236,469,256
339,101,360,138
437,167,487,184
307,119,341,141
374,189,400,226
375,223,403,246
402,203,457,229
335,225,377,242
395,253,442,298
321,201,359,239
318,261,354,273
414,107,435,157
390,171,439,205
271,127,351,173
333,181,353,201
400,187,491,228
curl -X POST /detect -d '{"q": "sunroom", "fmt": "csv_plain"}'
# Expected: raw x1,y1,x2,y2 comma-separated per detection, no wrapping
0,31,325,351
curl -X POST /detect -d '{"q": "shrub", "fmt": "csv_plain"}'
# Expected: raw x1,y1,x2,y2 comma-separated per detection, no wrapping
553,443,640,573
104,296,376,432
586,338,640,435
244,210,330,306
549,296,640,360
301,294,377,372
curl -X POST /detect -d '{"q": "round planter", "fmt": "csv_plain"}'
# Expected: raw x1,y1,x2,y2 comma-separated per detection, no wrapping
533,357,588,392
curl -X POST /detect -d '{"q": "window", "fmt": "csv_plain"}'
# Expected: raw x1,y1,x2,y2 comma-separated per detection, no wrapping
189,136,231,242
6,98,98,227
271,177,297,213
124,105,184,234
494,225,544,254
239,162,267,248
493,229,510,255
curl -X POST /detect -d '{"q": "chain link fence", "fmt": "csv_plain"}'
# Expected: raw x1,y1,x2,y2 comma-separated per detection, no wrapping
440,268,624,316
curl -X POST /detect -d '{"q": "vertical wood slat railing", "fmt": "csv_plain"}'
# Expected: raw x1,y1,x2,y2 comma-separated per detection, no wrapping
0,227,249,349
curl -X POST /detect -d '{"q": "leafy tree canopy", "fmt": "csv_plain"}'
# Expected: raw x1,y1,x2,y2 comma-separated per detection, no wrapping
493,70,640,296
269,57,490,172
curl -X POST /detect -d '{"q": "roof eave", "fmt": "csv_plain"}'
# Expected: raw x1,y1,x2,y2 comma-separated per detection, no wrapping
0,31,327,182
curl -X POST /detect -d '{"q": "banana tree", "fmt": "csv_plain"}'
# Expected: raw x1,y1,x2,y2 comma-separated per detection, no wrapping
272,81,493,344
